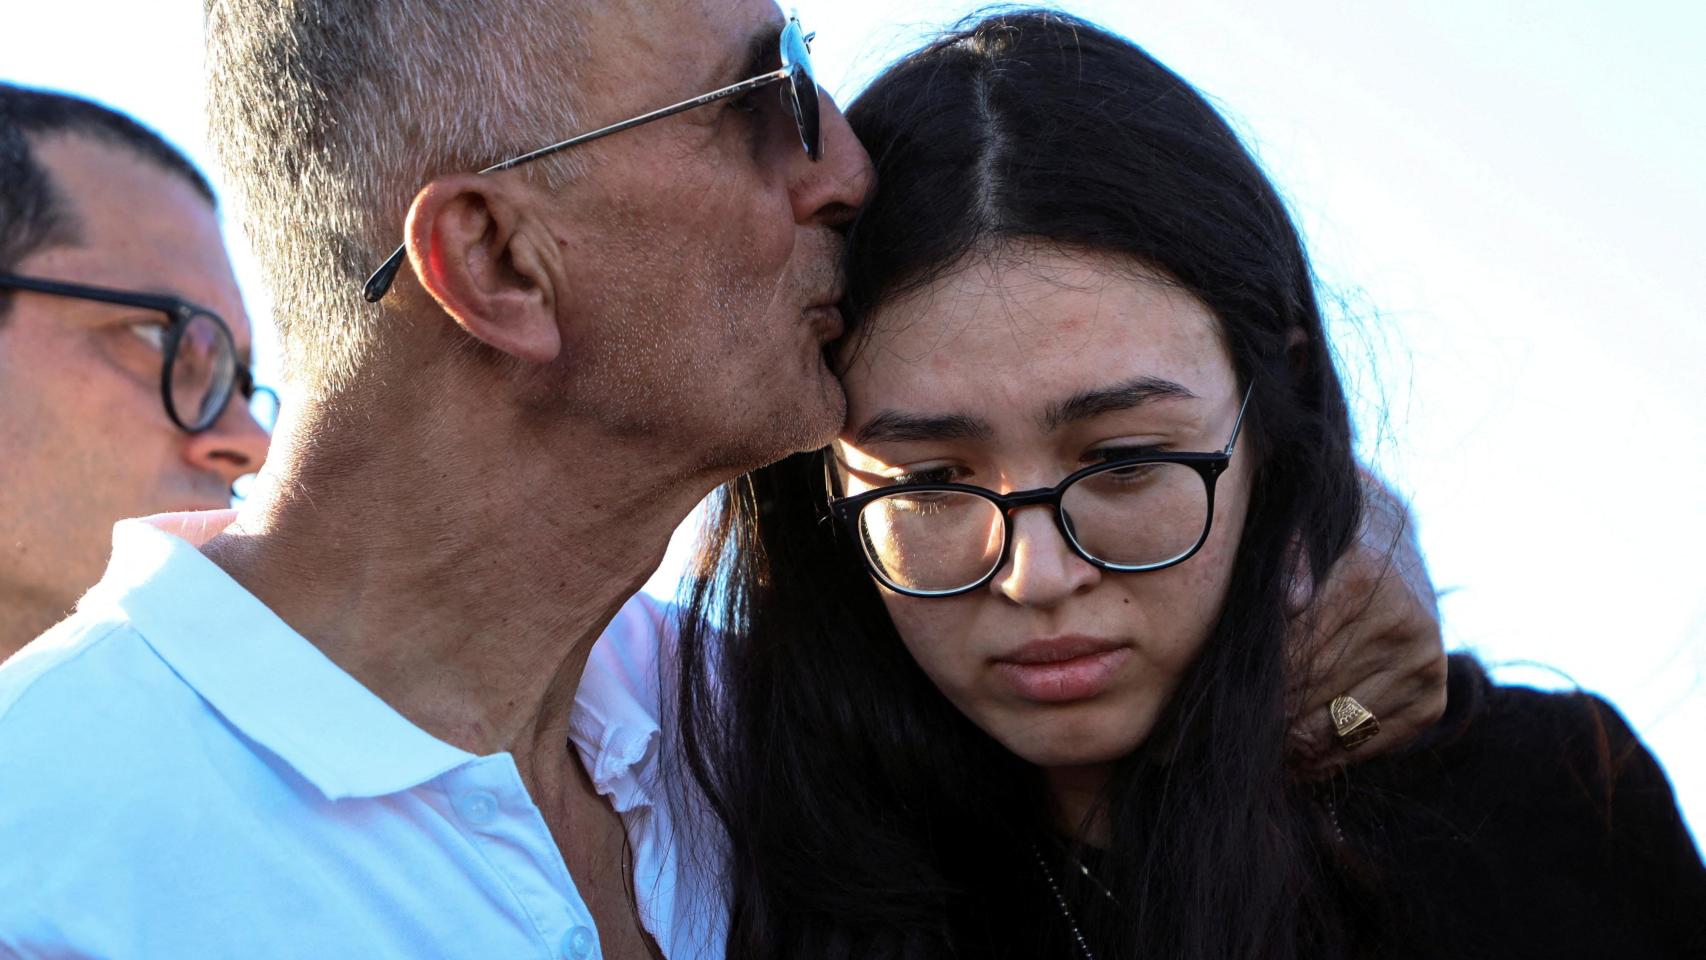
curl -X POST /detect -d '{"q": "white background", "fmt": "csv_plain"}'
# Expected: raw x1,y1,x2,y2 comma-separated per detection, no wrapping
5,0,1700,850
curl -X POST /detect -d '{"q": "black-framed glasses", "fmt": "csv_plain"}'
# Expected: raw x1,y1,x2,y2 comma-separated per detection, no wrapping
0,272,261,434
362,13,823,303
830,384,1255,598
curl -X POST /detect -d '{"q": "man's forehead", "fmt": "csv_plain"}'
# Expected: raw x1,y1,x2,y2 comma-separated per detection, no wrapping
28,136,250,342
708,0,786,66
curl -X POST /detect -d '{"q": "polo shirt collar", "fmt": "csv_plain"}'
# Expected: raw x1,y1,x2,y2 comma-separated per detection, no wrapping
84,511,475,801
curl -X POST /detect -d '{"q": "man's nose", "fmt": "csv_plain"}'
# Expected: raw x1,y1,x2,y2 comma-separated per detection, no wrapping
992,506,1101,607
790,90,876,227
181,393,271,484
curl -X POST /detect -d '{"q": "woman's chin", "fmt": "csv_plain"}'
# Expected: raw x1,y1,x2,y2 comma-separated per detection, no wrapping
993,715,1155,771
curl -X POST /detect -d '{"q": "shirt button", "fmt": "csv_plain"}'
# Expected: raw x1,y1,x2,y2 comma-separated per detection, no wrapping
560,925,596,959
454,790,499,827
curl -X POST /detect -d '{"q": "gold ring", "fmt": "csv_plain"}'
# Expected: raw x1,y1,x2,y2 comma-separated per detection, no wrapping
1329,695,1380,750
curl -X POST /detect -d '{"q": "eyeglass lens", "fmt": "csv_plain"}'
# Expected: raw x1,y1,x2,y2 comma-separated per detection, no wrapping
167,310,239,432
855,462,1212,594
248,386,282,433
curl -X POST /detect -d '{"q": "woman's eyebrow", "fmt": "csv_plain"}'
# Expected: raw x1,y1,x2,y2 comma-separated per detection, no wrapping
852,410,994,445
1039,375,1198,431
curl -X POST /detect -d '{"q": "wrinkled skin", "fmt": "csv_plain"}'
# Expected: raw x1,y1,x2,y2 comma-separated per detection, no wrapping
1285,469,1447,776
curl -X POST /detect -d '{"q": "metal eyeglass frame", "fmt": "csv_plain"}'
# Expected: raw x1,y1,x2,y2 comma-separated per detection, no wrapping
0,272,258,434
828,383,1255,598
362,13,823,303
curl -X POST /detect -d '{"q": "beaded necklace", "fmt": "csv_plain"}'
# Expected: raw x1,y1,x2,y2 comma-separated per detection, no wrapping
1032,846,1099,960
1032,843,1126,960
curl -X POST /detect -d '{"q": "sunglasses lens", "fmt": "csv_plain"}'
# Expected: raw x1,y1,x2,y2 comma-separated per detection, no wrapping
168,311,238,432
780,19,821,160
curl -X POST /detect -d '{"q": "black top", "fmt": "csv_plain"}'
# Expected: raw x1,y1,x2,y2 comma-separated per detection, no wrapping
1013,656,1706,959
1331,654,1706,959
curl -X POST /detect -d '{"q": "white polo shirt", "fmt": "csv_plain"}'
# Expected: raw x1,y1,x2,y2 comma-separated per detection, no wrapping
0,513,727,959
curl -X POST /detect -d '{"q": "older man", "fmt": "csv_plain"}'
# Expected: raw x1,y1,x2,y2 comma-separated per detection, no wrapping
2,2,869,957
0,84,270,659
0,2,1441,958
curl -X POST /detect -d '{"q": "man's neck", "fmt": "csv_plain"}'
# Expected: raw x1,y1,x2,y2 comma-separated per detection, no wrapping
201,398,712,768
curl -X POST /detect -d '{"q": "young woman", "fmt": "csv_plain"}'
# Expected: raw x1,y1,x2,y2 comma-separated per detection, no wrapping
676,11,1705,959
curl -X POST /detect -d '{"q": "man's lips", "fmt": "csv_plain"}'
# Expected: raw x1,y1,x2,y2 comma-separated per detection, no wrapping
804,302,844,340
992,636,1132,703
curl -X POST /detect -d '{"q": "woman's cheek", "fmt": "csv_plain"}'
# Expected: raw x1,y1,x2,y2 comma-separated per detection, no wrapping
883,594,985,703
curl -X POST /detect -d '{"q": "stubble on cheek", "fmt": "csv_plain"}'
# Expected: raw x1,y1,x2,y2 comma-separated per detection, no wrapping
556,154,847,462
577,237,840,469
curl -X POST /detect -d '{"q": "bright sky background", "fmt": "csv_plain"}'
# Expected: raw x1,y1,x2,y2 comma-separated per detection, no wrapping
6,0,1701,850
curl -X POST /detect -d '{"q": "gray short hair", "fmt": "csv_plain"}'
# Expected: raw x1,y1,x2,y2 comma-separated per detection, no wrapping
205,0,586,393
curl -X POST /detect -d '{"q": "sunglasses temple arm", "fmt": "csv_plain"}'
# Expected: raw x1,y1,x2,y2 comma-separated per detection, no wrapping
363,68,792,302
480,69,792,175
363,247,409,303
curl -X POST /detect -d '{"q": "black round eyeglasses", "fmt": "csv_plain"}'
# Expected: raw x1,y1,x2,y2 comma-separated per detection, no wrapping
829,385,1254,598
0,272,264,434
361,13,823,303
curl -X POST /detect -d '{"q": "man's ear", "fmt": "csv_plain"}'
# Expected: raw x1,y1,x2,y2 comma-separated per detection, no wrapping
404,174,563,364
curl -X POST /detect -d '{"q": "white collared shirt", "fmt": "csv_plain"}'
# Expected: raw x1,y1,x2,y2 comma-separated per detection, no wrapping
0,513,727,959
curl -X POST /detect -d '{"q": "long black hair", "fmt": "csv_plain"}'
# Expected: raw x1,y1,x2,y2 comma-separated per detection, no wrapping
679,11,1368,958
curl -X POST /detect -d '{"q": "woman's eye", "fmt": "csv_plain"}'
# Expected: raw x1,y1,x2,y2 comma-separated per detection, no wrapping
1090,445,1162,465
892,466,959,486
731,92,763,115
883,488,966,517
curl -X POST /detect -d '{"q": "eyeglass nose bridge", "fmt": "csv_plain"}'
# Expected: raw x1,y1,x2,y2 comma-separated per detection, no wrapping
983,464,1225,585
981,485,1100,586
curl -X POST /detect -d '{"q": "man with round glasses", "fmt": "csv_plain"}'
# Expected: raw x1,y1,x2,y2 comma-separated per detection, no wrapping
0,84,270,660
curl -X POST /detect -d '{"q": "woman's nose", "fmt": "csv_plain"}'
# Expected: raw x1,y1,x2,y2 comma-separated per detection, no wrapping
991,505,1100,607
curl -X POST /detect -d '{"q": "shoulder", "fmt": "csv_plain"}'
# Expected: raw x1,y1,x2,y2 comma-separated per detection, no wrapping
0,612,254,950
0,606,245,817
1418,655,1675,808
1365,655,1706,952
0,608,130,711
0,609,197,765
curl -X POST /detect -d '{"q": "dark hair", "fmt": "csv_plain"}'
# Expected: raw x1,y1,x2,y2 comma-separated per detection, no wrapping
681,10,1367,958
0,83,216,316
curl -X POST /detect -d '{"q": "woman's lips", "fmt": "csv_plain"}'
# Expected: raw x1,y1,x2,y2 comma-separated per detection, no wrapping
992,637,1131,703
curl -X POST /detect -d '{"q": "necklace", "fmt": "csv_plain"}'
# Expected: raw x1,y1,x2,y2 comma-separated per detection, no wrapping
1032,845,1099,960
1069,853,1122,906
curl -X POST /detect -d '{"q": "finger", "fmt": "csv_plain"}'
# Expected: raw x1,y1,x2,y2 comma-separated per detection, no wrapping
1288,536,1441,732
1287,656,1410,774
1291,649,1450,778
